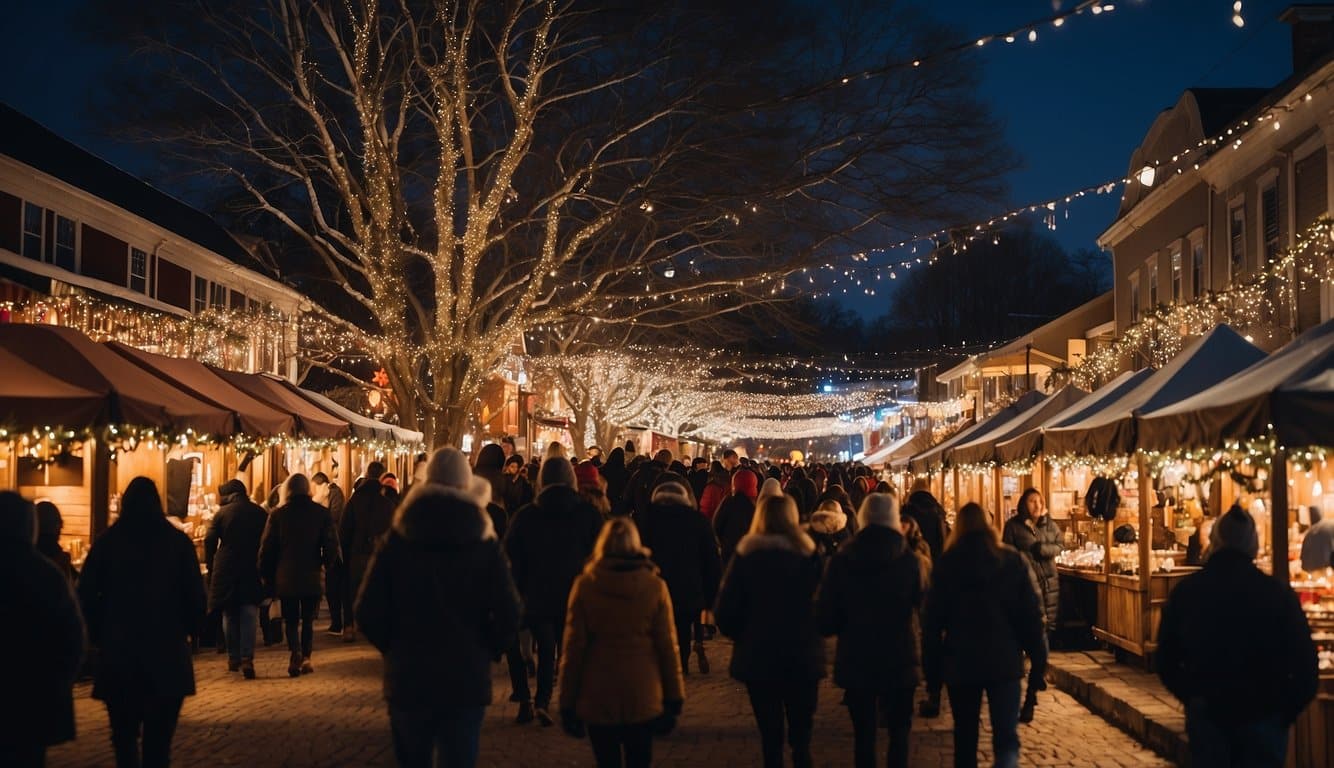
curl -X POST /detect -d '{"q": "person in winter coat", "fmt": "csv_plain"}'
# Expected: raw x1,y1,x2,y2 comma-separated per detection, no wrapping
312,472,349,636
715,494,825,768
905,481,949,560
1002,487,1061,718
899,513,933,576
504,454,536,514
575,461,613,518
698,463,730,522
619,450,672,517
786,468,819,522
600,447,630,510
922,503,1046,768
356,462,521,768
687,457,710,502
1,492,84,768
473,444,513,539
204,479,268,678
818,484,856,523
78,478,205,768
816,493,925,768
558,517,686,768
635,480,722,676
714,470,759,568
340,461,396,643
1157,505,1318,768
808,499,854,562
504,456,605,726
1301,505,1334,572
259,474,340,677
34,500,77,584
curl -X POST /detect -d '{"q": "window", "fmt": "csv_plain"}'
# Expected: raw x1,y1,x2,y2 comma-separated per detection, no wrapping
53,215,76,271
1170,245,1182,303
1261,182,1281,265
129,248,148,293
210,282,227,310
1147,257,1159,308
1191,241,1206,297
194,276,208,314
1229,203,1246,282
21,203,42,260
1129,271,1141,324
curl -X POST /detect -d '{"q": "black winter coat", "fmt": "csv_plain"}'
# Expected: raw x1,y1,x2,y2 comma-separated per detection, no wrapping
634,500,722,619
1156,549,1318,726
713,494,755,567
621,460,667,517
1002,514,1062,630
204,492,268,611
355,487,521,708
341,483,395,577
259,496,339,598
504,485,604,623
715,534,826,683
922,534,1045,687
816,526,923,691
78,512,205,702
905,490,948,559
2,537,84,747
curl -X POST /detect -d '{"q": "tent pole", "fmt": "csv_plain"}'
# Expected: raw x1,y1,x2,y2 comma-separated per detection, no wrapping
90,437,111,539
1137,454,1153,660
1271,448,1290,588
993,465,1004,532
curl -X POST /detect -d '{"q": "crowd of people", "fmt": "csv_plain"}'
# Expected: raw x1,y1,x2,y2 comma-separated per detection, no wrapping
1,438,1320,768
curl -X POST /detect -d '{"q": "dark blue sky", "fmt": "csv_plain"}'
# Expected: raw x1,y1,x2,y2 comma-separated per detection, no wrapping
0,0,1298,318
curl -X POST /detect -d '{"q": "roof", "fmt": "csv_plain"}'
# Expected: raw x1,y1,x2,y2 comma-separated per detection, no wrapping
937,292,1114,384
861,431,929,467
994,368,1153,464
908,390,1046,474
1189,88,1270,137
209,368,349,440
947,385,1088,468
0,103,267,274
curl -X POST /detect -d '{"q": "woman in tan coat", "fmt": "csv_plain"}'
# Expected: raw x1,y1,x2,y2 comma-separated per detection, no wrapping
558,517,685,768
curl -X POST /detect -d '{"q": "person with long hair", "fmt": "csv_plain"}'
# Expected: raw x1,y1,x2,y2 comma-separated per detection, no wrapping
715,495,825,768
557,518,685,768
1001,487,1061,722
77,477,205,768
922,503,1046,768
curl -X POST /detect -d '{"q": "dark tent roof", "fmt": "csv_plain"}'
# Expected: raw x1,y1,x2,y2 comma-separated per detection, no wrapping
995,369,1153,464
0,324,234,436
281,383,422,446
0,346,106,431
1043,325,1265,457
1138,318,1334,451
861,431,929,468
0,103,265,272
908,390,1046,474
210,368,349,440
107,342,296,438
948,385,1088,468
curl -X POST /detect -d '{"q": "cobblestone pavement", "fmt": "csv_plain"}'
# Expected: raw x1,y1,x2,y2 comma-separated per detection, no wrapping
48,633,1175,767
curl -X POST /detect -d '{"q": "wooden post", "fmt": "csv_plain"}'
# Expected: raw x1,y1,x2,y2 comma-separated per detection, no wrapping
993,465,1005,532
1137,454,1153,659
90,437,111,540
339,442,353,498
952,466,960,512
1271,449,1290,587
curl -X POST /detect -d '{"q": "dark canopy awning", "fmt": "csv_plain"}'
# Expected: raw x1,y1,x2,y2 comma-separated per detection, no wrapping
908,390,1046,474
994,369,1152,464
948,385,1088,467
210,368,349,440
0,346,106,432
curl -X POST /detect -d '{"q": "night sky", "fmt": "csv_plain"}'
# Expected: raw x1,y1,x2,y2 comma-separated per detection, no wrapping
0,0,1297,318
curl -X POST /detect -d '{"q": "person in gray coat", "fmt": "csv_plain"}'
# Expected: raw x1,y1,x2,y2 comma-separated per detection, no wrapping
205,479,268,678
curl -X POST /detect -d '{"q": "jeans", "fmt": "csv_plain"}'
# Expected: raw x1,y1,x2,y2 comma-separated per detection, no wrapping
223,604,259,663
674,610,702,669
0,744,46,768
281,595,319,657
946,679,1021,768
325,562,350,631
105,695,184,768
588,721,654,768
846,687,915,768
745,679,819,768
1185,699,1288,768
389,705,486,768
506,620,561,708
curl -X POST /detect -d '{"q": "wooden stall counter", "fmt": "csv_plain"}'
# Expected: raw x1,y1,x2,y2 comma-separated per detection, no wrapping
1093,568,1198,659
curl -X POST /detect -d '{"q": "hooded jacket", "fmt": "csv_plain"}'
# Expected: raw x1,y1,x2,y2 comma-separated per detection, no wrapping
259,495,339,598
808,504,852,560
341,481,396,577
504,484,604,622
1002,513,1062,630
905,490,949,559
634,485,722,620
205,485,269,611
355,486,521,708
600,448,630,508
816,525,923,691
558,555,685,725
713,490,756,568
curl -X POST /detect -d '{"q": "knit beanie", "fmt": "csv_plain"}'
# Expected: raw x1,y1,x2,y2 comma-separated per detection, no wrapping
540,456,577,490
731,469,759,500
651,480,695,508
218,478,247,498
574,461,601,492
426,447,472,489
858,492,901,531
756,478,784,505
1211,503,1259,559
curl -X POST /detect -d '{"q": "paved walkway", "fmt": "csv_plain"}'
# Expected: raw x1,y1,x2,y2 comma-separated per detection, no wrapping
1049,651,1190,766
48,635,1175,767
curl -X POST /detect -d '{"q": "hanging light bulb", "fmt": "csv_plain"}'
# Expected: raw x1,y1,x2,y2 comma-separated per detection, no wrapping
1138,166,1156,187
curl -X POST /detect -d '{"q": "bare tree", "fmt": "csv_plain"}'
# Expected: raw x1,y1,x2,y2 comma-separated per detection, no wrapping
112,0,1011,444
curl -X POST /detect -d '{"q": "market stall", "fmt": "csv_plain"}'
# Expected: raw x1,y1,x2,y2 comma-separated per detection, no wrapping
283,382,424,488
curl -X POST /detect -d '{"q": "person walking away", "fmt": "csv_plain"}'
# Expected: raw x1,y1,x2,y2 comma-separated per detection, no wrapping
1,492,84,768
808,499,853,563
77,478,205,768
1001,488,1060,722
922,503,1046,768
576,461,613,518
473,443,513,539
1157,505,1318,768
356,471,521,768
713,469,759,569
340,460,395,642
816,493,924,768
312,472,349,636
905,480,948,560
698,462,730,522
504,455,604,725
786,468,818,522
558,518,686,768
635,480,722,675
204,479,267,679
259,474,340,677
714,495,825,768
34,500,77,584
599,447,630,510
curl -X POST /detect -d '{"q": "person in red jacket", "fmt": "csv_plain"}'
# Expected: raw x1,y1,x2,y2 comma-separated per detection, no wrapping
698,463,731,521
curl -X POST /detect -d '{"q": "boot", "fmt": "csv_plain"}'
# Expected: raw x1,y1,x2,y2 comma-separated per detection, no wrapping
1019,690,1037,724
240,658,255,680
288,651,302,678
300,656,314,675
342,625,356,643
694,642,710,674
918,689,941,718
515,701,535,724
227,658,241,672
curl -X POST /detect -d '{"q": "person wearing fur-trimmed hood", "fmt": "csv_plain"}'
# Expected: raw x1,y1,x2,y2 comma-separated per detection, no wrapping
714,494,825,768
355,447,520,768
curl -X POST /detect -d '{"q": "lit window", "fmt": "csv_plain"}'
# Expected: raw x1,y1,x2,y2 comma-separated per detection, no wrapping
1147,258,1159,308
1191,241,1206,297
1229,204,1246,282
210,282,227,310
194,276,208,314
21,203,42,260
130,248,148,293
53,215,76,271
1169,245,1182,303
1261,182,1281,264
1129,271,1140,324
